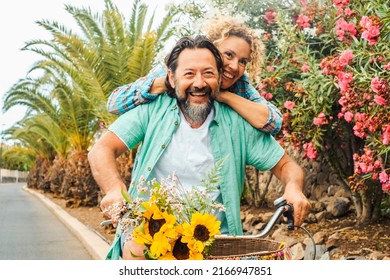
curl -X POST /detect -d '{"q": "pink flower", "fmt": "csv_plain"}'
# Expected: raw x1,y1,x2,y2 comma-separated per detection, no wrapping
266,65,275,72
371,77,387,93
337,71,354,92
384,62,390,70
360,16,380,45
374,95,386,106
338,96,348,107
260,92,273,101
354,112,367,122
284,101,296,110
296,14,310,29
379,171,389,184
313,112,328,126
333,0,350,9
382,125,390,145
301,64,310,72
263,11,277,24
335,18,357,42
344,111,353,122
303,142,318,160
359,16,371,29
353,122,367,138
362,26,380,45
300,0,308,8
344,8,353,17
339,50,354,66
257,82,266,90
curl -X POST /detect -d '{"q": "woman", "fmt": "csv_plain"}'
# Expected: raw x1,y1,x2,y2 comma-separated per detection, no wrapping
107,16,282,134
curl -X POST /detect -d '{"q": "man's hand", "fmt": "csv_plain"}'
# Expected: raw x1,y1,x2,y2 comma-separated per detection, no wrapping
283,185,311,227
100,190,125,228
271,153,310,227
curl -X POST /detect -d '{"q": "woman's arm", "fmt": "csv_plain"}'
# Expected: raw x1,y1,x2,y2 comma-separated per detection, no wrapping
218,74,282,134
216,91,271,129
107,65,168,114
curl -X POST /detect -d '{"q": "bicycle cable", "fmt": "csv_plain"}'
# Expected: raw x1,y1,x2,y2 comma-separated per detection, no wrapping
295,225,316,260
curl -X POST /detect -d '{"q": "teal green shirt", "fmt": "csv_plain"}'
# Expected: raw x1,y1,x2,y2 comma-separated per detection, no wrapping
106,94,284,259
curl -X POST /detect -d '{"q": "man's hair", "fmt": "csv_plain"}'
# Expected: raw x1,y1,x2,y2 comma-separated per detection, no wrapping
164,35,223,97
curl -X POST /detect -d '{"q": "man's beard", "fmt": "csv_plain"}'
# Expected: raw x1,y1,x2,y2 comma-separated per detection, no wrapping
176,86,217,124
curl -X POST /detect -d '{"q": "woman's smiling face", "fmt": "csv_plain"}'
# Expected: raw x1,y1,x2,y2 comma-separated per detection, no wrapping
217,36,251,90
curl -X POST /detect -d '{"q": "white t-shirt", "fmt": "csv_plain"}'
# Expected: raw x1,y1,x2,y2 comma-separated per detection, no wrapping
153,108,215,190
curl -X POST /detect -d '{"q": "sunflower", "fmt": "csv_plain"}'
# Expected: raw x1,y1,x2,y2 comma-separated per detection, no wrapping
158,236,204,260
132,199,177,258
181,212,221,253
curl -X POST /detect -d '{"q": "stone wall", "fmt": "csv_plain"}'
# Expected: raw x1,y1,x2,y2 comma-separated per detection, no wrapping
244,147,354,221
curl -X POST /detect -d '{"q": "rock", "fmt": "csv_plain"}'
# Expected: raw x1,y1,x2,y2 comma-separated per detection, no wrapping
271,227,302,246
290,243,305,260
327,185,339,196
326,197,350,217
315,211,326,222
344,255,367,260
319,251,330,260
304,244,327,260
326,233,341,250
312,231,327,244
312,185,329,200
306,213,317,223
329,248,341,259
254,222,266,230
334,188,352,199
242,213,257,230
311,200,326,212
367,252,388,260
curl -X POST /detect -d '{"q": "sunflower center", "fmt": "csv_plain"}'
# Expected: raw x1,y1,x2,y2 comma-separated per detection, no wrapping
148,215,166,237
194,224,210,241
172,237,190,260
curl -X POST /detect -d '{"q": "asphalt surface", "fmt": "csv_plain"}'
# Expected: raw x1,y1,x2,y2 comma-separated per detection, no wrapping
0,183,109,260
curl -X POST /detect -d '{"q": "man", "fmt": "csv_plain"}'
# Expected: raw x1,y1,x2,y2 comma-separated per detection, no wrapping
88,36,310,260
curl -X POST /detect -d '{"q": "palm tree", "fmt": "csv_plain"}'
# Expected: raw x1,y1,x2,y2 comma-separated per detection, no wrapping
2,0,177,205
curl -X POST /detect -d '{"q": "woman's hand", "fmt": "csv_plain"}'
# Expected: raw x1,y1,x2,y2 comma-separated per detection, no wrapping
150,77,168,94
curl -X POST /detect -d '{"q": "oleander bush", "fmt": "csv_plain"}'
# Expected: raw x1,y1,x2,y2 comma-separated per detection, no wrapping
174,0,389,223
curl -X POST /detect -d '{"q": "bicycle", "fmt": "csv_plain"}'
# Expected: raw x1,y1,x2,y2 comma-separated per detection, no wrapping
100,197,316,260
207,197,316,260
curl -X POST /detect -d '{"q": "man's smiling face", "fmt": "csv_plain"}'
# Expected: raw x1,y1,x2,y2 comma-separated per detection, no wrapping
168,48,220,125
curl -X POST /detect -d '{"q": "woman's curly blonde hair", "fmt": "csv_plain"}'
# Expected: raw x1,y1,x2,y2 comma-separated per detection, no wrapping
203,16,265,82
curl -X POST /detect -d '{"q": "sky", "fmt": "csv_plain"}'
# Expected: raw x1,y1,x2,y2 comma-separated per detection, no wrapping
0,0,177,133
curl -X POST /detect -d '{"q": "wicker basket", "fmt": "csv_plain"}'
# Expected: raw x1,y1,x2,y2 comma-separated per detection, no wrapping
207,237,291,260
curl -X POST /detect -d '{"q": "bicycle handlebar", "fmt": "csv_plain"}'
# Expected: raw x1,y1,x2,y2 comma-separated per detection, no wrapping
100,197,295,236
215,197,294,239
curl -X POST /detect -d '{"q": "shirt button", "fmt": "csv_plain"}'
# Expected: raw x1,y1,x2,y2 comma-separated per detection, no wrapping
147,167,151,171
174,121,178,126
161,144,165,149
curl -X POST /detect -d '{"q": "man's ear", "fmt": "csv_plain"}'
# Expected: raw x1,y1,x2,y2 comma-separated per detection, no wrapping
167,69,175,89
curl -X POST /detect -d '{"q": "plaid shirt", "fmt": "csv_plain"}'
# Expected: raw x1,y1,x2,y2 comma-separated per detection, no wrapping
107,64,282,134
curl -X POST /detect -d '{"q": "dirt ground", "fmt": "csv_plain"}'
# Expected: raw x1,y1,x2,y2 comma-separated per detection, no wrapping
43,192,390,259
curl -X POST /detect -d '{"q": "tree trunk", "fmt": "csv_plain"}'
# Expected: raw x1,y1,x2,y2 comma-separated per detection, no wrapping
359,189,372,224
351,191,363,220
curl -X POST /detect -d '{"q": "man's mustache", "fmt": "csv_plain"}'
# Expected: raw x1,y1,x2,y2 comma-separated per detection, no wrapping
185,86,212,96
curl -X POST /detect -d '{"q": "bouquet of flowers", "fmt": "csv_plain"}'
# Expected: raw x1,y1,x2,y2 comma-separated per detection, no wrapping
117,159,226,260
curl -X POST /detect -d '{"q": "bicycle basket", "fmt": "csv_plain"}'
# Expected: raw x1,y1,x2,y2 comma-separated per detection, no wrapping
206,237,292,260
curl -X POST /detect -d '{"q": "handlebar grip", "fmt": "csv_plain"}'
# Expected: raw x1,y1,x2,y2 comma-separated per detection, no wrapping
283,204,294,230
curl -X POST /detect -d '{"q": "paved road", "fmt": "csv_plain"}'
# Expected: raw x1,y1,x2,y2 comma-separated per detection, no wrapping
0,183,92,259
